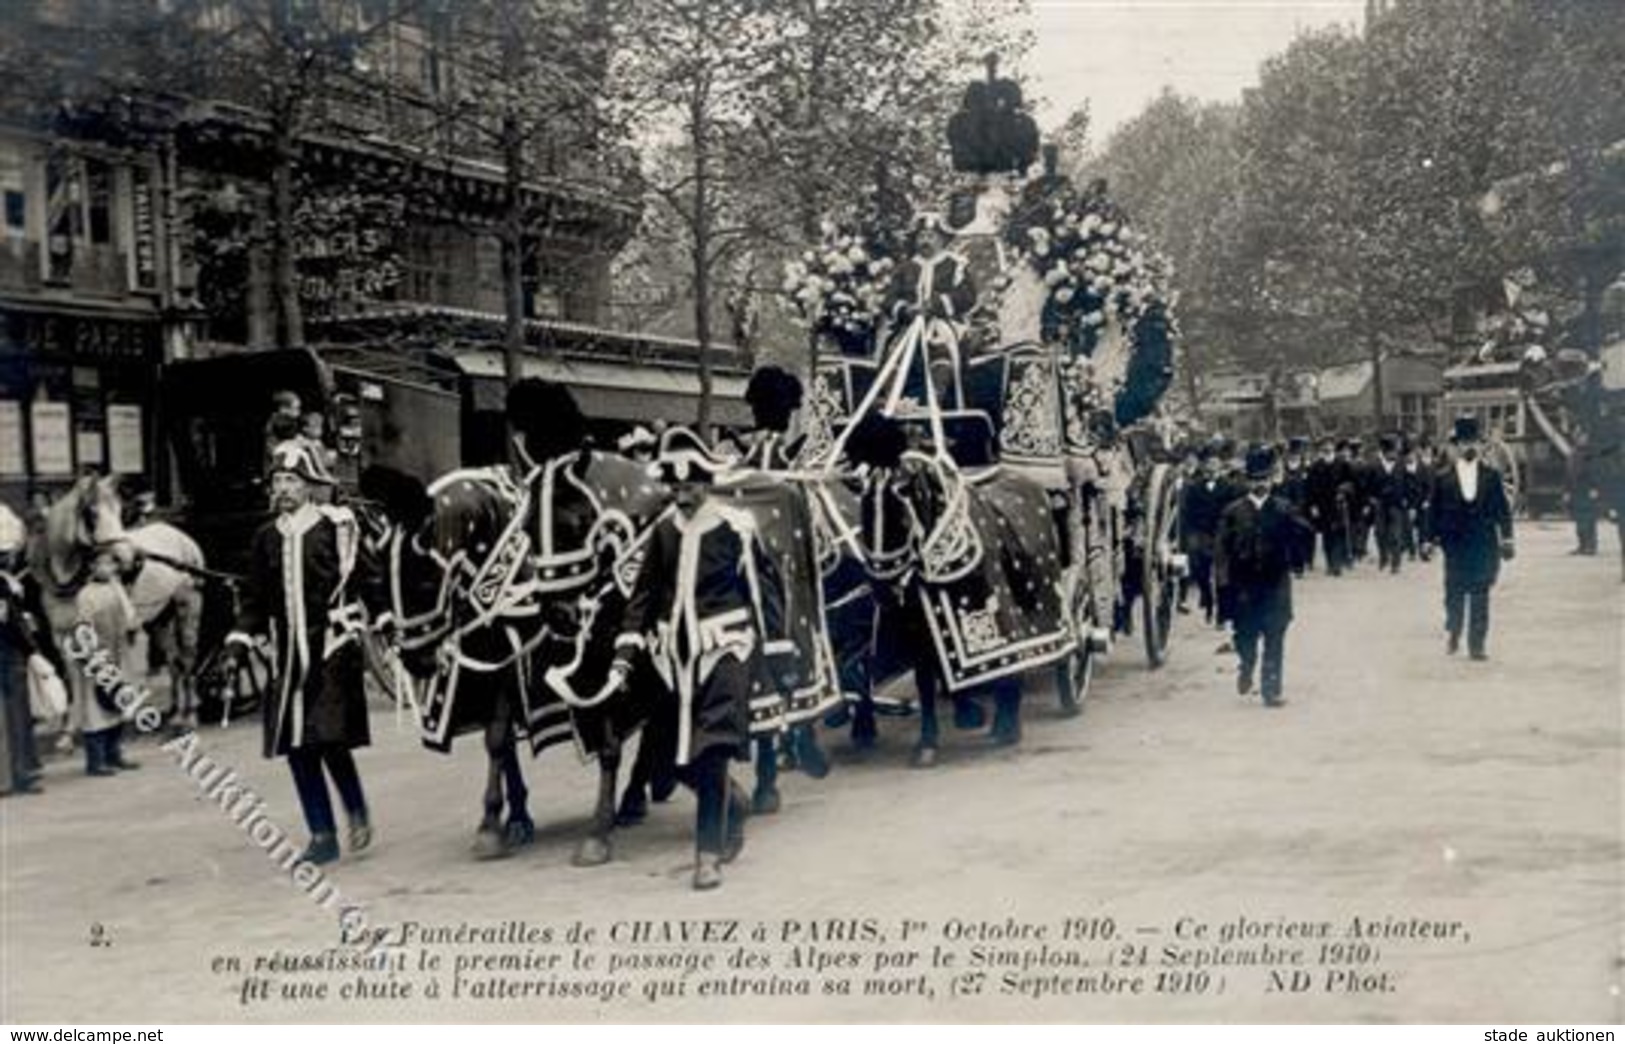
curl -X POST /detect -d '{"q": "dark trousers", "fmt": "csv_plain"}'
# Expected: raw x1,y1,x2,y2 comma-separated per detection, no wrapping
1376,505,1407,571
1235,618,1287,700
1574,495,1598,553
1444,583,1491,656
1318,524,1347,575
288,746,368,837
1187,549,1215,620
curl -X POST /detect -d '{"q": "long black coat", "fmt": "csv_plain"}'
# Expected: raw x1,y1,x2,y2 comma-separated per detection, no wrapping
1216,494,1313,632
1305,457,1353,528
616,502,788,766
1429,461,1514,590
237,506,386,758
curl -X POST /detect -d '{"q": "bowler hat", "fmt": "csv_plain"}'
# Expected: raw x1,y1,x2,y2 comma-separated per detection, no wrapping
1451,415,1481,443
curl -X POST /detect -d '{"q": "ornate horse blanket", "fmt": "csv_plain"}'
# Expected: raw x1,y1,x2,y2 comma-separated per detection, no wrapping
914,464,1074,693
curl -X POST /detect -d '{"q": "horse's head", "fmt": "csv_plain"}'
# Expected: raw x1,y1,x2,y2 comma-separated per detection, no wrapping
382,467,550,679
854,450,982,587
38,473,134,591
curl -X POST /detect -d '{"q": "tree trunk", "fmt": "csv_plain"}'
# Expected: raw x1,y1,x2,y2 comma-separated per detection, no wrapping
1366,325,1384,432
691,92,714,439
271,120,304,354
500,12,527,393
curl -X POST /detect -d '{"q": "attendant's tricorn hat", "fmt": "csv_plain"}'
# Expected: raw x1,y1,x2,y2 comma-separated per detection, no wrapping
653,426,727,484
1245,445,1277,481
268,440,335,485
1451,415,1482,443
617,426,657,455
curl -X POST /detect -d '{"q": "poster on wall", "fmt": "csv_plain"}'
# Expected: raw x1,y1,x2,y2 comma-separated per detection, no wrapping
76,428,104,467
30,400,72,475
107,404,144,474
0,401,23,474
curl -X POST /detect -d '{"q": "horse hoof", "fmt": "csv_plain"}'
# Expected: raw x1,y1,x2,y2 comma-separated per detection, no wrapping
471,827,510,861
990,728,1022,748
504,818,535,848
1057,699,1082,719
572,836,612,868
751,787,781,816
851,730,877,752
911,746,938,769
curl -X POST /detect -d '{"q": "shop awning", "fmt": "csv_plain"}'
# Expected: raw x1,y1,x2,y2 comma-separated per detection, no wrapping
451,350,752,427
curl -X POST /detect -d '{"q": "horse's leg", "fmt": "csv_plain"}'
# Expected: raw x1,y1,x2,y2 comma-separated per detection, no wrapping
990,678,1023,747
751,735,781,814
500,742,534,847
912,661,940,769
472,690,513,860
573,715,621,867
616,734,652,825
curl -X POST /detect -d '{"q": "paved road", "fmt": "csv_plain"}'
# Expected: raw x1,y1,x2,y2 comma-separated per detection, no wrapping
2,523,1619,1023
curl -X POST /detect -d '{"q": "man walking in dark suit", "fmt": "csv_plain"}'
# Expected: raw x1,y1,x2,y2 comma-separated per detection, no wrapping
1216,446,1314,708
1371,434,1409,574
1429,416,1515,661
1179,442,1231,625
1306,437,1351,576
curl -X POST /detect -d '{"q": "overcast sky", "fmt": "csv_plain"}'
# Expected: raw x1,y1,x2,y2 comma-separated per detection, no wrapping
1019,0,1368,143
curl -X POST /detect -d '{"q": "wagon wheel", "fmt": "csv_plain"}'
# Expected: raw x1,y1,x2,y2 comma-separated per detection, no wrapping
1057,573,1100,717
1140,462,1183,669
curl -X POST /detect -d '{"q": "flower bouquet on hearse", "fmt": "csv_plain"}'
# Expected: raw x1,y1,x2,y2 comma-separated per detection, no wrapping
783,222,896,359
1003,179,1178,427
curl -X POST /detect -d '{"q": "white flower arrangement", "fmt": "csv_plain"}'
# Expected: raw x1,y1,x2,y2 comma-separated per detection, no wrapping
783,222,895,352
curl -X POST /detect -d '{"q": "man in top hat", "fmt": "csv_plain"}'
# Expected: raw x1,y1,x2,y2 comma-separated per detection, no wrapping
1370,434,1410,574
1215,446,1314,707
1275,436,1313,576
1178,440,1233,624
1427,416,1515,660
1399,437,1433,562
226,439,387,865
611,427,791,890
1306,437,1353,576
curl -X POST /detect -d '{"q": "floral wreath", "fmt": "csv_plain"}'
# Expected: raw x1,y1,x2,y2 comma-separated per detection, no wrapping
1004,181,1179,425
783,221,895,356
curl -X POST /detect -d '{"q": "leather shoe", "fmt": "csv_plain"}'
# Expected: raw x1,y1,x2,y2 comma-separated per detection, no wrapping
1264,696,1287,708
693,853,723,891
348,815,372,853
86,765,117,778
1446,633,1460,656
300,833,340,866
1237,673,1253,696
1469,650,1488,662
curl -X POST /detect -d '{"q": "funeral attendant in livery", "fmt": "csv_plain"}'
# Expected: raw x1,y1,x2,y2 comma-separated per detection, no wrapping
609,428,793,891
1427,416,1515,661
887,212,978,407
227,440,388,865
719,365,833,809
1215,446,1315,708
